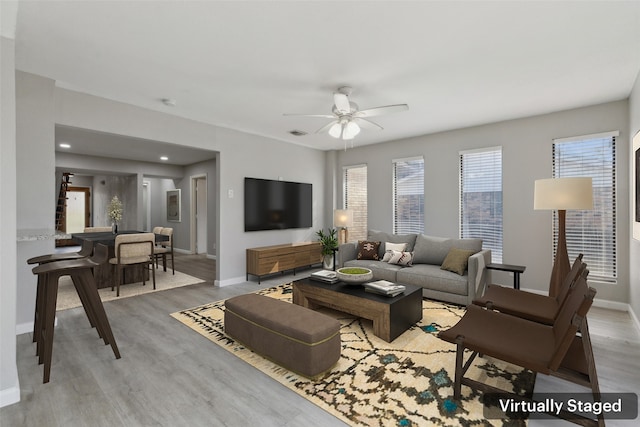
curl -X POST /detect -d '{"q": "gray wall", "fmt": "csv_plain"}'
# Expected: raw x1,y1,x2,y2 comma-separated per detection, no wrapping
334,100,630,305
629,71,640,328
52,86,326,287
0,35,19,407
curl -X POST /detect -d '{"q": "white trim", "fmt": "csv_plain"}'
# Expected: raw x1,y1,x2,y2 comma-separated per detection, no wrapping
553,130,619,143
342,163,367,170
0,381,20,408
459,145,502,156
215,276,245,287
392,155,423,164
189,173,207,254
629,305,640,337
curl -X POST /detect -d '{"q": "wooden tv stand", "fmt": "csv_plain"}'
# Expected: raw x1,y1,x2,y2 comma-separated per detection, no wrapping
246,242,322,283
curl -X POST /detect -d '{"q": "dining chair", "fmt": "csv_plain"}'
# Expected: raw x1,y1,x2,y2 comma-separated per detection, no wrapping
154,227,174,274
109,232,155,296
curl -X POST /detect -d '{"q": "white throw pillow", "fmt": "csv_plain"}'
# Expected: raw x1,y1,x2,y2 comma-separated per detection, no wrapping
381,242,408,262
387,250,413,266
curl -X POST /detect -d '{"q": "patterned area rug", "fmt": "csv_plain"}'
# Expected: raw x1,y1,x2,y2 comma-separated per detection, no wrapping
171,284,534,426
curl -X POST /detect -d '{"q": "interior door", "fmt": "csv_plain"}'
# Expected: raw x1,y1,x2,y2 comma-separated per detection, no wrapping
57,186,91,246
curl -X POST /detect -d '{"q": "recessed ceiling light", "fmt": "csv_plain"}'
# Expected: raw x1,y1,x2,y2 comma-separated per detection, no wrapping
59,143,71,148
160,156,169,161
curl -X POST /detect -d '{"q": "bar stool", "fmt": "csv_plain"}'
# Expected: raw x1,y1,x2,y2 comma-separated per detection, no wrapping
27,240,95,347
31,244,121,383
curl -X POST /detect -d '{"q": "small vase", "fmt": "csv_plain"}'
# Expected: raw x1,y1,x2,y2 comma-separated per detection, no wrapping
112,223,118,234
323,254,334,270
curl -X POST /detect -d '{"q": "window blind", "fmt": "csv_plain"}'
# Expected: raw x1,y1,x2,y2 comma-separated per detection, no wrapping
459,147,503,263
553,135,616,282
343,165,368,242
393,157,424,234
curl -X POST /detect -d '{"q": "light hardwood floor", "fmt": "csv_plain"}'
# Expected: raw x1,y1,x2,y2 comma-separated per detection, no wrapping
1,254,638,426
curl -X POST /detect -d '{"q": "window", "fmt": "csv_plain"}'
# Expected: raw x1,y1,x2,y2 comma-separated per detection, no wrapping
459,147,503,263
393,157,424,234
343,165,367,242
553,132,617,282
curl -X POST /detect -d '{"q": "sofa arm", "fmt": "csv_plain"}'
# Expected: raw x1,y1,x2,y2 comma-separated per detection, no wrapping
467,249,491,303
337,242,357,268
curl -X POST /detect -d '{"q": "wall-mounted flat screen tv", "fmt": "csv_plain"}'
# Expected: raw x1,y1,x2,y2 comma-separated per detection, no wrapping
244,177,312,231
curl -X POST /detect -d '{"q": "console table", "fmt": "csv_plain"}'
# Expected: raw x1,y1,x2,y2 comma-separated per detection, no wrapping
246,242,322,283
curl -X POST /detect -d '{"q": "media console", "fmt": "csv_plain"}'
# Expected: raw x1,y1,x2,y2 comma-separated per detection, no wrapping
246,242,322,283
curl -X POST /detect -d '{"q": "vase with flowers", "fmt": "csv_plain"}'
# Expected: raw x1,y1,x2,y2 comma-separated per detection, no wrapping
107,195,123,234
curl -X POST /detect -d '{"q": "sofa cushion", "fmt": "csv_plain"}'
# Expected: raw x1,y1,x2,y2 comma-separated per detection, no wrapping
412,234,483,265
412,235,452,265
397,264,469,296
440,248,476,275
357,240,381,260
368,230,417,259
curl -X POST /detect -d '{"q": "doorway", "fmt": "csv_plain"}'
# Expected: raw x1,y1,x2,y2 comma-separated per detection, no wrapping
57,186,91,246
190,175,208,254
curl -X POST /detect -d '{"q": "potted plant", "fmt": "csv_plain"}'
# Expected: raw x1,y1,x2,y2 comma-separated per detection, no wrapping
316,228,338,269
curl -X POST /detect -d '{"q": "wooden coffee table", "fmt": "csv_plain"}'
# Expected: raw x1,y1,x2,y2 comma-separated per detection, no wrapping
292,278,423,342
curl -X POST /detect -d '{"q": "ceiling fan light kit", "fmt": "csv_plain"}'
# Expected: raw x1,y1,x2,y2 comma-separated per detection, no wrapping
284,86,408,149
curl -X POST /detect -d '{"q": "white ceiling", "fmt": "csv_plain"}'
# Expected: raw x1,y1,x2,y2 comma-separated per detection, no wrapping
13,0,640,155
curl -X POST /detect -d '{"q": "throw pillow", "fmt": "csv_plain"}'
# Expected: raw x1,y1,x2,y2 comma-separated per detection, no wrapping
357,241,381,260
368,230,418,259
440,248,476,275
387,250,413,266
381,242,408,262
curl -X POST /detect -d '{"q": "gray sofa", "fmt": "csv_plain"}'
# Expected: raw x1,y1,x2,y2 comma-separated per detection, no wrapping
338,230,491,306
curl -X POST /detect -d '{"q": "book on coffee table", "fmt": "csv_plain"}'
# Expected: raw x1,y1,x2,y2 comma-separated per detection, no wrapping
364,280,406,297
310,270,339,284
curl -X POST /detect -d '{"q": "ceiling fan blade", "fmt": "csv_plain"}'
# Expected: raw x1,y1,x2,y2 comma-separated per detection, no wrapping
283,113,336,119
315,120,339,134
354,118,383,131
333,92,351,114
354,104,409,118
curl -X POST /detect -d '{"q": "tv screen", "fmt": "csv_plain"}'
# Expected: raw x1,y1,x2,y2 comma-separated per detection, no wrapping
244,177,312,231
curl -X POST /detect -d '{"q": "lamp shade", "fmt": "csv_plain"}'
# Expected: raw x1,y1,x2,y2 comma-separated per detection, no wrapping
333,209,353,228
534,177,593,210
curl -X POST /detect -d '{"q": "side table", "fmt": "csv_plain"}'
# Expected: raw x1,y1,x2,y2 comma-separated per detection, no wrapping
486,263,526,289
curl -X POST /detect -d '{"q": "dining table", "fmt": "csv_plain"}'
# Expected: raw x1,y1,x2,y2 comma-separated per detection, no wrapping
72,230,169,289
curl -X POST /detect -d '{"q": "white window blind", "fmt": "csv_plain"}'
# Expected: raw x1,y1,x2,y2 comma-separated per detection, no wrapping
393,157,424,234
459,147,503,263
553,134,616,282
343,165,367,242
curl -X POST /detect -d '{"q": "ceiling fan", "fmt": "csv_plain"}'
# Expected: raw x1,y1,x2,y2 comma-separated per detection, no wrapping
284,86,408,146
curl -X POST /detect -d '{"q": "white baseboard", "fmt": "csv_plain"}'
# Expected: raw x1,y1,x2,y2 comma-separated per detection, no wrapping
15,321,32,336
16,316,57,336
215,276,245,287
175,248,216,260
629,305,640,336
0,381,20,408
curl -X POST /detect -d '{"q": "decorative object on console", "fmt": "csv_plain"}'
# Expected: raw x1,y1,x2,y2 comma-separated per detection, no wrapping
333,209,353,245
534,177,592,297
316,228,338,269
107,195,123,233
336,267,373,284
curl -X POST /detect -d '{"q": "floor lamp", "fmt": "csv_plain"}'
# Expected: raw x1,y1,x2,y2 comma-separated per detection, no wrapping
333,209,353,245
534,177,593,297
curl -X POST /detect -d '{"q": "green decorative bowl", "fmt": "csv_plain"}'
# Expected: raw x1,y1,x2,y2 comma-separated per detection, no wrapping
336,267,373,285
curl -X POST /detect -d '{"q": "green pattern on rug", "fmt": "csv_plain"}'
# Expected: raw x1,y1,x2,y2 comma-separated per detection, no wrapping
171,284,534,426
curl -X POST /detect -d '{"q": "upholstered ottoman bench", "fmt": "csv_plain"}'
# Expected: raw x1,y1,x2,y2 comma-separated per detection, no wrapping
224,293,341,378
